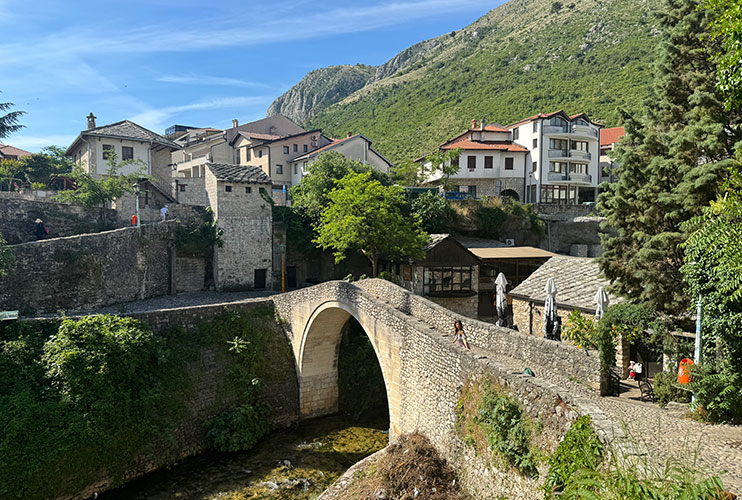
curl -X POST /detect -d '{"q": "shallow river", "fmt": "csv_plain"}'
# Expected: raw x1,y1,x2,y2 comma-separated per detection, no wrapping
99,415,388,500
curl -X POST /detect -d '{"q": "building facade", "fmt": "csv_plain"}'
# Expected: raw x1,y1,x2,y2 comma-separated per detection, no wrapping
508,111,602,204
425,120,530,201
599,126,625,185
205,163,273,291
0,142,31,161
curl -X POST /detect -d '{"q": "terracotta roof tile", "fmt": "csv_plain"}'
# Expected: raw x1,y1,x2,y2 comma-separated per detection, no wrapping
0,143,32,158
600,127,625,146
441,139,528,152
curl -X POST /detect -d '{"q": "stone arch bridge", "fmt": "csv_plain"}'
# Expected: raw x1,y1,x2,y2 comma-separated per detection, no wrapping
272,279,606,444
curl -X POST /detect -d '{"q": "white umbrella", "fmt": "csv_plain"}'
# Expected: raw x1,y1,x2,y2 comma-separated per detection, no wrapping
594,286,609,320
495,272,508,326
544,277,558,338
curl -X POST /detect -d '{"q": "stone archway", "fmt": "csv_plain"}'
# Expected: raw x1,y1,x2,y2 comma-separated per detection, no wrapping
500,189,520,201
297,300,402,435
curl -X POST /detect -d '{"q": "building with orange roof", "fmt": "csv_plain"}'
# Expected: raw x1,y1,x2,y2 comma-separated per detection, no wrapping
0,142,31,161
424,119,531,201
507,110,602,204
599,126,625,184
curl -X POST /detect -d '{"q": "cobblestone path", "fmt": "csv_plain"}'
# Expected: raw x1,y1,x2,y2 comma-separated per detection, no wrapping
478,348,742,494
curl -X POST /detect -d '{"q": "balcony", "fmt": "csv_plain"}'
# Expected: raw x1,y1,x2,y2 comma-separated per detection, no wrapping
546,172,593,184
570,150,591,161
544,125,569,134
548,149,570,159
548,171,568,181
569,172,593,184
571,125,598,138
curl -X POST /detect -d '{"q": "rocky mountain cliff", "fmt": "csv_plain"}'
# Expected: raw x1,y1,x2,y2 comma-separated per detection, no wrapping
268,0,659,163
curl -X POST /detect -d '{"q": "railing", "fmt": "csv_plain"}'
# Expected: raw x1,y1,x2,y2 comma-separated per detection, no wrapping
544,125,569,134
570,150,591,160
546,172,593,184
548,149,569,158
568,173,593,184
571,125,598,138
548,171,568,181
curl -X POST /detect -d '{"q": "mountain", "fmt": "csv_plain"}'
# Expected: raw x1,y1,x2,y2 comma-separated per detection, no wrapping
267,0,659,164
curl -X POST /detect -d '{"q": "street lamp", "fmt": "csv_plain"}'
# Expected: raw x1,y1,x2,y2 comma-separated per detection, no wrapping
133,180,141,229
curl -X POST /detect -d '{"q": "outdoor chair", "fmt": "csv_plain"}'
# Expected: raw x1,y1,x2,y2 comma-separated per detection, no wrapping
639,379,657,402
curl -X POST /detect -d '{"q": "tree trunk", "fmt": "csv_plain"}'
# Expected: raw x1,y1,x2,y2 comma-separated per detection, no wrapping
371,255,378,278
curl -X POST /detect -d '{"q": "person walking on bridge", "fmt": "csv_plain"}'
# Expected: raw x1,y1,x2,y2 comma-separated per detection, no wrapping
453,320,472,351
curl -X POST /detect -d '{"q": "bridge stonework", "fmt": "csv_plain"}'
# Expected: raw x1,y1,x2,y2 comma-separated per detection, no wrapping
273,279,623,498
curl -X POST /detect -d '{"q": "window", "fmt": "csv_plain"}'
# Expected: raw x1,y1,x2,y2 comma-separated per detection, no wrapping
549,138,568,151
246,148,251,161
304,144,308,152
513,128,519,140
225,185,232,192
541,185,576,204
532,161,538,172
303,161,308,171
283,146,289,154
122,146,133,161
467,156,476,169
505,157,514,170
179,184,186,192
533,122,538,132
550,161,568,173
293,144,298,152
549,116,568,128
484,156,493,169
571,140,589,152
245,186,252,194
293,164,298,175
424,266,474,295
569,163,587,174
575,118,590,127
102,144,113,160
276,164,283,175
533,138,538,148
468,185,477,198
258,150,263,158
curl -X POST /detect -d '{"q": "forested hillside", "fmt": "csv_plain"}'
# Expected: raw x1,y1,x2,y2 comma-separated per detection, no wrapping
269,0,659,163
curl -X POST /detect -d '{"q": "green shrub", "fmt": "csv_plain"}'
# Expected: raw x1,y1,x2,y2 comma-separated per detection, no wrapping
654,370,692,408
562,309,598,350
476,389,539,477
411,191,454,233
687,365,742,423
206,401,270,452
543,416,603,497
174,208,223,258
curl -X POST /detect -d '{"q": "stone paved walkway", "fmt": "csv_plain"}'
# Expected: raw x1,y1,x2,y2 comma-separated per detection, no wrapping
477,347,742,494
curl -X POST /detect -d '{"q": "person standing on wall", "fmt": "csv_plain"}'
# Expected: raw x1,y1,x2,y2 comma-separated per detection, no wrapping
160,204,168,222
33,218,48,240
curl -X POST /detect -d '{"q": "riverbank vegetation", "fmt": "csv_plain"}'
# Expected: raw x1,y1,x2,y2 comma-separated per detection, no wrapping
0,305,291,499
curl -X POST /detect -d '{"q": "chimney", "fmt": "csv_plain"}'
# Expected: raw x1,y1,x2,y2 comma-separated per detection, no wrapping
471,119,477,130
86,112,97,130
346,131,353,138
232,119,238,128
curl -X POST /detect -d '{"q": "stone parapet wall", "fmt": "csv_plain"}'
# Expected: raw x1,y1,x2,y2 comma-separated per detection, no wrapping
355,279,601,389
0,222,176,314
0,197,120,244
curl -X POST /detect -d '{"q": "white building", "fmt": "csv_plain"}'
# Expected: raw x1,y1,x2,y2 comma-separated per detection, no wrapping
288,133,393,187
424,120,530,200
599,126,625,185
508,111,602,204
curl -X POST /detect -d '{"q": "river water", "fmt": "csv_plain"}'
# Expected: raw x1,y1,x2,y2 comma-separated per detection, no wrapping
98,415,388,500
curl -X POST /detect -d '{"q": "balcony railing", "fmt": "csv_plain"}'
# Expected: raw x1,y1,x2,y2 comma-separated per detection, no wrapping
548,171,568,181
548,149,569,158
543,124,599,138
569,172,593,184
544,125,569,134
571,125,598,138
547,172,593,184
570,150,592,160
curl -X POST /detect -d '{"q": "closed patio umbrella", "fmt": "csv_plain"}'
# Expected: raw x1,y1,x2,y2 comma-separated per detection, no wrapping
495,272,508,327
594,286,609,320
544,277,558,339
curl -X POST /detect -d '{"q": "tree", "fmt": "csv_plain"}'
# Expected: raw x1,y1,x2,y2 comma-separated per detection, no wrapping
598,0,742,316
289,151,391,224
0,146,74,187
426,149,461,191
55,152,144,207
680,159,742,423
315,171,428,276
0,95,24,139
391,159,427,186
411,190,454,233
704,0,742,109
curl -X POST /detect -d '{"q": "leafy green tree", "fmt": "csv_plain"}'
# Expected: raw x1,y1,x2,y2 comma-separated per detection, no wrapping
289,151,391,224
390,159,427,186
681,160,742,423
426,148,461,191
598,0,742,316
0,146,74,186
315,171,428,276
411,191,454,233
0,95,24,139
55,152,144,207
704,0,742,109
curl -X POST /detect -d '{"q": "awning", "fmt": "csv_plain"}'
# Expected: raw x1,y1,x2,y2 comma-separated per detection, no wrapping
467,246,555,260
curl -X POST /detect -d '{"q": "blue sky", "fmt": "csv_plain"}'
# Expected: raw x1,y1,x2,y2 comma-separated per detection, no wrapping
0,0,502,152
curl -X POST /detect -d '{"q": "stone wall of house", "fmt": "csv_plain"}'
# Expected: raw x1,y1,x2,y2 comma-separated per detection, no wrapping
172,176,208,207
0,197,120,244
0,222,176,314
175,257,206,292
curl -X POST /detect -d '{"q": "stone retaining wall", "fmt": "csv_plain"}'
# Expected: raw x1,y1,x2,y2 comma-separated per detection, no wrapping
0,222,176,314
0,197,120,244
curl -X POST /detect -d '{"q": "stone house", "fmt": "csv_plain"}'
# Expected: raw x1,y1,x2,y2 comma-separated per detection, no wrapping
386,234,481,317
288,133,394,187
423,120,530,201
66,113,179,195
205,163,273,291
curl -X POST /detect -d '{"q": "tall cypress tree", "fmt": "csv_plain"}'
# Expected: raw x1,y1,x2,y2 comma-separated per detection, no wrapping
598,0,742,316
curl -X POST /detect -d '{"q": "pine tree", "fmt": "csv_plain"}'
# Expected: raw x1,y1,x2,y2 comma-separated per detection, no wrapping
0,95,24,139
598,0,742,316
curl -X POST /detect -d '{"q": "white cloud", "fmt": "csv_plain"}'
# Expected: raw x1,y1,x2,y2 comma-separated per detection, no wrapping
156,74,269,88
7,134,77,152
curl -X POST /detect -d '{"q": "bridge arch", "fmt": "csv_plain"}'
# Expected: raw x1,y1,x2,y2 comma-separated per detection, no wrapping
297,300,403,436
